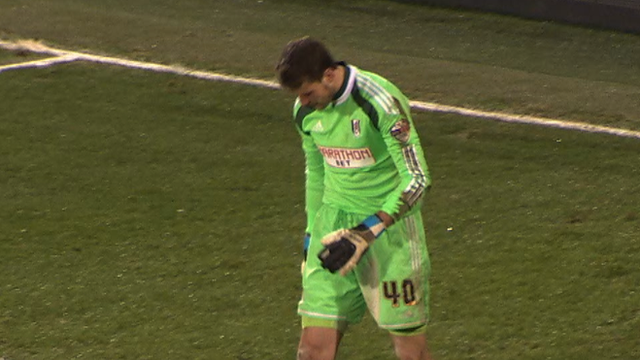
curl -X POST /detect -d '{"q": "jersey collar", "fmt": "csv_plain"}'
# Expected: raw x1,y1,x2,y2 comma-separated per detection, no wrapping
332,62,356,106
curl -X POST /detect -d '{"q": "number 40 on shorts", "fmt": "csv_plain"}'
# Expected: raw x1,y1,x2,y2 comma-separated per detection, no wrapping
383,279,417,307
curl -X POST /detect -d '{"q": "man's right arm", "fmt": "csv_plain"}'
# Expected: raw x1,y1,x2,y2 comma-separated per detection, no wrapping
301,131,324,236
293,103,324,242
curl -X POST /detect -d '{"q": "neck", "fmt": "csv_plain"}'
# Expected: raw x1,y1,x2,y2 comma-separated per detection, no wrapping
330,65,347,99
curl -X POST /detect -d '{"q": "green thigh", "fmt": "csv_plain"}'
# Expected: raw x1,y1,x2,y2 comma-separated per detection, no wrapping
298,205,431,330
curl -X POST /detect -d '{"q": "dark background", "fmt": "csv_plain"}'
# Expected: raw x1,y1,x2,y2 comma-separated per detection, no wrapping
395,0,640,33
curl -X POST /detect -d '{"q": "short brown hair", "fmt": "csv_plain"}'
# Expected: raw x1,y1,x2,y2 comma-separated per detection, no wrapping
276,37,336,90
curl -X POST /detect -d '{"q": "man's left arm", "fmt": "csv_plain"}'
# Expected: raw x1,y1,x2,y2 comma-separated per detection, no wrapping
378,97,431,223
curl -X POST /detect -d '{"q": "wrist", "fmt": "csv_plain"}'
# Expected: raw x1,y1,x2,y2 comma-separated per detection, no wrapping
356,214,386,242
375,211,395,227
303,233,311,258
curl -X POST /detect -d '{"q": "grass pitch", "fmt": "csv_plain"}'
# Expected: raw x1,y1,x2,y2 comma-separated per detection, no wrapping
0,63,303,359
1,1,639,359
1,0,640,130
1,61,638,360
0,49,48,66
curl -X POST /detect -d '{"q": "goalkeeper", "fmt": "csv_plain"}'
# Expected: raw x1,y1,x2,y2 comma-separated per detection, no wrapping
277,37,433,360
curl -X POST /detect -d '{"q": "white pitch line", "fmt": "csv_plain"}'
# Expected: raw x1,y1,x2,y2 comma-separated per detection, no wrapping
0,39,281,89
0,54,79,73
1,39,639,140
75,54,281,90
410,101,640,139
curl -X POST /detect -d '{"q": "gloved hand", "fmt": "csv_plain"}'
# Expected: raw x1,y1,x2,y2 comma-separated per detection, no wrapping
318,214,386,276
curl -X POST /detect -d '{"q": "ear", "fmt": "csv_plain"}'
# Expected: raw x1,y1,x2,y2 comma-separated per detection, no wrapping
322,67,335,84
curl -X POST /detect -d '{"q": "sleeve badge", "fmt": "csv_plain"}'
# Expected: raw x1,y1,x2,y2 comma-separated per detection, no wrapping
390,118,411,143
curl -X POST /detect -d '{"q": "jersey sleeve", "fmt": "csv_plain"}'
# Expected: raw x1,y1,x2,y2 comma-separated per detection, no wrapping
378,95,431,220
294,104,325,234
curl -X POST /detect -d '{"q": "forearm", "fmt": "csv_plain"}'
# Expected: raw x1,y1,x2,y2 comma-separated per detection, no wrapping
302,135,324,233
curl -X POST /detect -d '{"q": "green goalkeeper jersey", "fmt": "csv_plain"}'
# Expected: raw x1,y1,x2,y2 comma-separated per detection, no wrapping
293,63,431,233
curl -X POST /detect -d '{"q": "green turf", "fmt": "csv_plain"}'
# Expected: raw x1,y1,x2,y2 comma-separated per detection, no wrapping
0,63,303,359
1,1,640,359
1,61,639,360
0,0,639,130
0,49,47,66
0,49,16,63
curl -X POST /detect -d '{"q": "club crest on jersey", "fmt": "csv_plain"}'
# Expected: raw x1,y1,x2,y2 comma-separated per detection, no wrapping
391,118,411,143
351,119,361,137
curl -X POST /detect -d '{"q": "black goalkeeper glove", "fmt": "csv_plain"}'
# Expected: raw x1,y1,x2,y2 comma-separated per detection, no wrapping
318,214,386,276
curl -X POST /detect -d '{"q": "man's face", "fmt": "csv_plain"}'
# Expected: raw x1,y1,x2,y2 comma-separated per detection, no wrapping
295,76,334,110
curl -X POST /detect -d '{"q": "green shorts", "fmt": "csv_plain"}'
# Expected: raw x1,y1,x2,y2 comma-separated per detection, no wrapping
298,205,431,331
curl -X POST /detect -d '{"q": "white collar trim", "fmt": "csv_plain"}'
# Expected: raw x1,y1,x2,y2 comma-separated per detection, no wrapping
334,65,357,106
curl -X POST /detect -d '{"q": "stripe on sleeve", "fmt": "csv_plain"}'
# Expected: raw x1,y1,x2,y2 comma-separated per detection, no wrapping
401,145,427,207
